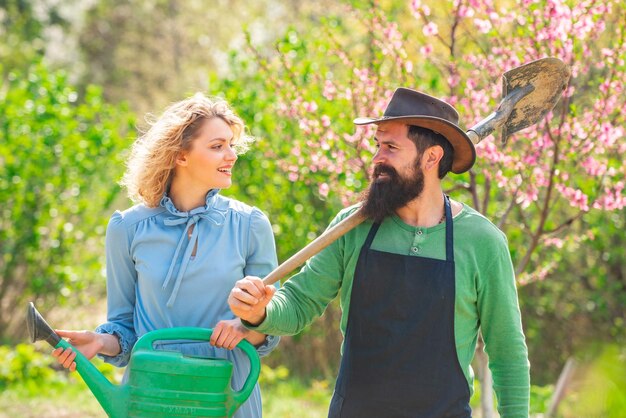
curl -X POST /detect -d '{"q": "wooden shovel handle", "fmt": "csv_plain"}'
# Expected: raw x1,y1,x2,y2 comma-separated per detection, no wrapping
262,209,367,285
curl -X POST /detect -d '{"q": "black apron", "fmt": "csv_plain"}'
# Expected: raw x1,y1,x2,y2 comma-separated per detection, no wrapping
329,196,471,418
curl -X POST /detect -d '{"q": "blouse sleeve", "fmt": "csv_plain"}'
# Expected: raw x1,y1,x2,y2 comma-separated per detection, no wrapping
245,208,280,357
95,211,138,367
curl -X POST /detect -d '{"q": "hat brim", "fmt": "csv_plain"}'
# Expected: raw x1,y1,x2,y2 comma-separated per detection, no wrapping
354,115,476,174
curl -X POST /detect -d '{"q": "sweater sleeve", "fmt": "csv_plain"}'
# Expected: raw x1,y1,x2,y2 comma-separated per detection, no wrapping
477,235,530,417
247,210,347,336
95,211,138,367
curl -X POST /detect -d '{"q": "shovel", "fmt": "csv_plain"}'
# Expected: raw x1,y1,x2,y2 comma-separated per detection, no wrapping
262,57,570,286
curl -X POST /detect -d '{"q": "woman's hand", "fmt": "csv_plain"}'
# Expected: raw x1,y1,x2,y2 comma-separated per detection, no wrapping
51,330,103,372
210,318,249,350
51,331,121,372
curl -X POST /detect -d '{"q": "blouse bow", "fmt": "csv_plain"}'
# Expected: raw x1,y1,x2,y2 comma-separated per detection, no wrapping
159,190,227,307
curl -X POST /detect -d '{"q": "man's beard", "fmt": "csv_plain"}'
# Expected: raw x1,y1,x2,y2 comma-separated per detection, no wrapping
359,162,425,223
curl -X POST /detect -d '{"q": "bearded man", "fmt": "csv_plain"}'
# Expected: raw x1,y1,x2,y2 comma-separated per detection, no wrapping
228,88,530,418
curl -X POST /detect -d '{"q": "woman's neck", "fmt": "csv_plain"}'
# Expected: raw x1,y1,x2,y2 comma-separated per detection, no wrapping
168,178,211,212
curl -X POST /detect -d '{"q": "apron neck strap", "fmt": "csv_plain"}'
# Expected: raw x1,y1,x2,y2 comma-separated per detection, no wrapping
444,195,454,262
363,195,454,261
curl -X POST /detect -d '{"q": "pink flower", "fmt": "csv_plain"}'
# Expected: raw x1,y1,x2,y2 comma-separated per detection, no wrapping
318,183,330,198
474,19,492,33
423,22,438,36
543,238,564,249
420,45,433,56
323,80,337,101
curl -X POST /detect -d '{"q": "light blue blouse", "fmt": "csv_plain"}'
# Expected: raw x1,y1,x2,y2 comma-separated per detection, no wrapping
95,189,279,418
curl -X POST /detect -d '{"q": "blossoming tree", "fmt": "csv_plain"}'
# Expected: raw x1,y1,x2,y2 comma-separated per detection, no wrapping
217,0,625,413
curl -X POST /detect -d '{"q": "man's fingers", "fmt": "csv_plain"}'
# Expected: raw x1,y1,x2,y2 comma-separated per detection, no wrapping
231,287,260,305
235,277,265,299
265,285,277,298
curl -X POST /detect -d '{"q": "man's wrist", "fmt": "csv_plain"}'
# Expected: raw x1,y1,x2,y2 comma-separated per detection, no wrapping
242,311,267,328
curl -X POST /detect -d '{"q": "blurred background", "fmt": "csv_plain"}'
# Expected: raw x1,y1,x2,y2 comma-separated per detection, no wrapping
0,0,625,417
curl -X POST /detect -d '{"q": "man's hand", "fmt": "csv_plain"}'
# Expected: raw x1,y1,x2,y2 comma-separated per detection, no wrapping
228,276,276,326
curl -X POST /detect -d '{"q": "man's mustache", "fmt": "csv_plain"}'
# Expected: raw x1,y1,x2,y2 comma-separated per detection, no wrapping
373,164,398,179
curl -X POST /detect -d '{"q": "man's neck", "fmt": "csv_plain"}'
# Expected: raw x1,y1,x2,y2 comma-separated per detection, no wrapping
395,187,445,227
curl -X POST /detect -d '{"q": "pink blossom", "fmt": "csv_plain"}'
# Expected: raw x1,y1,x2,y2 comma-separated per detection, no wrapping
303,101,318,113
543,238,564,249
581,157,607,177
474,19,492,33
420,45,433,56
323,80,337,101
318,183,330,198
557,185,590,211
422,22,438,36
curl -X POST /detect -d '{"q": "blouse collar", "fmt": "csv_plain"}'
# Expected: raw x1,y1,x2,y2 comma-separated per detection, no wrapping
159,188,221,217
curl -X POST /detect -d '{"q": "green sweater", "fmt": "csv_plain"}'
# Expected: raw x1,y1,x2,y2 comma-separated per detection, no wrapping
252,204,530,417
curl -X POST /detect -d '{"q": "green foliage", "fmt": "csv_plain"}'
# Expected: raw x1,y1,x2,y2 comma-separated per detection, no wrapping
0,344,61,392
520,209,626,382
0,342,119,394
558,345,626,418
0,62,135,339
530,384,554,415
258,363,290,385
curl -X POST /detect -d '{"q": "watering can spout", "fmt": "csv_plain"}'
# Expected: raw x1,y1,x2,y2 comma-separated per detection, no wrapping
27,302,127,417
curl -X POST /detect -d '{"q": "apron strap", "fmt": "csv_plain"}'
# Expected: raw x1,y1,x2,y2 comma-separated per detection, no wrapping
363,222,381,251
363,196,453,260
444,194,454,262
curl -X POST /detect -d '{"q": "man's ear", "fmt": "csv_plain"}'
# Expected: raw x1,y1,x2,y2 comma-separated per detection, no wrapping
422,145,444,172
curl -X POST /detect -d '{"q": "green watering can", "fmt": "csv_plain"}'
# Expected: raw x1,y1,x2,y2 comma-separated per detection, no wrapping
27,302,261,417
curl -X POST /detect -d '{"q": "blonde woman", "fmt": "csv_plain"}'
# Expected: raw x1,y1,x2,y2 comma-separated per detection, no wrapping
52,93,279,418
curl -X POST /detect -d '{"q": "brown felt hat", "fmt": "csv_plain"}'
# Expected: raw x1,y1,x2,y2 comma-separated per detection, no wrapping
354,88,476,173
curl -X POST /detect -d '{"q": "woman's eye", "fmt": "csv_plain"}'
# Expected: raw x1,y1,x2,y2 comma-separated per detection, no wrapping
211,144,222,150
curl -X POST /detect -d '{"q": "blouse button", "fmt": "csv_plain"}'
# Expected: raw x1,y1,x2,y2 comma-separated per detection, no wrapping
411,246,419,253
416,230,423,235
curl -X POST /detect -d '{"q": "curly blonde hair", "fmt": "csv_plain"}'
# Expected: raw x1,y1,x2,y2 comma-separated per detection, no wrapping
121,93,254,207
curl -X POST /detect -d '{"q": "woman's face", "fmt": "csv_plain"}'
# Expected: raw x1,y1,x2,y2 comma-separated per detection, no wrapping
177,117,238,190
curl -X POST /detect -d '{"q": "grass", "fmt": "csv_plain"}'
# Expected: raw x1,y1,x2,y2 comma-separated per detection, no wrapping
0,374,332,418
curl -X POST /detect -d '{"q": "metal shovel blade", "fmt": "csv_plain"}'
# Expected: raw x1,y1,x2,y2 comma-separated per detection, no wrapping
500,57,570,144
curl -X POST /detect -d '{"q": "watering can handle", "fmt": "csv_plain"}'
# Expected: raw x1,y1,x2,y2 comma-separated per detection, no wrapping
132,327,261,406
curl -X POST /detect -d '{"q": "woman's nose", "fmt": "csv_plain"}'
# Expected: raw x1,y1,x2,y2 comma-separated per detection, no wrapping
226,146,238,161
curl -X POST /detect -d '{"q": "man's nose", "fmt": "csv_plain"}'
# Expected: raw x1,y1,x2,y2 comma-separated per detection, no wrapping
372,149,385,164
